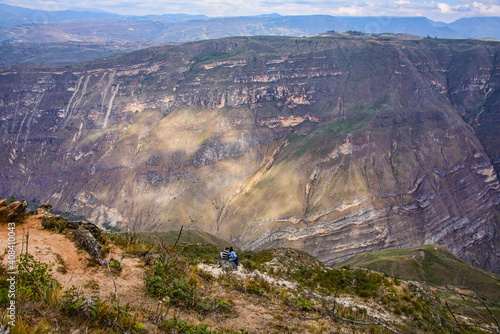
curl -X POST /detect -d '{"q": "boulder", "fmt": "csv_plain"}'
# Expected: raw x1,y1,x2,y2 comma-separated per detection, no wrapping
72,226,107,266
67,221,102,238
36,203,52,215
221,259,238,271
0,200,27,224
144,252,161,265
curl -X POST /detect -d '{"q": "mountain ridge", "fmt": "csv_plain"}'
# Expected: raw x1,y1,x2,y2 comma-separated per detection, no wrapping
1,3,499,68
0,3,499,46
336,244,500,299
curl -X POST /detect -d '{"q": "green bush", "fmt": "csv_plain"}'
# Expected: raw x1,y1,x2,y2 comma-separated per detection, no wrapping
214,299,232,313
61,286,144,331
289,265,389,298
146,259,198,309
240,250,273,271
351,270,386,298
159,318,244,334
90,300,112,324
60,286,86,317
243,276,272,296
0,260,9,304
159,318,214,333
293,295,313,311
146,259,231,315
17,253,59,301
109,258,122,274
41,216,67,233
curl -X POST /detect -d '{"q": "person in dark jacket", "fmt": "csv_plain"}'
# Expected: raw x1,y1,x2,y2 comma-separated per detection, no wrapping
217,247,230,267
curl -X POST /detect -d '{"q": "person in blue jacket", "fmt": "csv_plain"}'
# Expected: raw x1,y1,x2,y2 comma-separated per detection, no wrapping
229,247,239,266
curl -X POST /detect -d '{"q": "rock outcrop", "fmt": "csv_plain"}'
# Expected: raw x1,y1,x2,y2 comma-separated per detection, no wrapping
1,36,499,272
67,221,102,238
0,200,27,224
72,226,107,266
221,259,238,271
36,203,52,215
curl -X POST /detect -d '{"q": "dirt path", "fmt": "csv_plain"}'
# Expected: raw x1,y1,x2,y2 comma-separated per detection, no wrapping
0,215,154,307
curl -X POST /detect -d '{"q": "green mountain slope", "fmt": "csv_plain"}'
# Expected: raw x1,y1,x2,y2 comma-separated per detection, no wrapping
121,229,232,249
336,244,500,299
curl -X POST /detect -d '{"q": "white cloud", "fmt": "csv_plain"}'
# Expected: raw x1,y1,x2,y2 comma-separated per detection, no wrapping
336,5,365,15
437,3,453,13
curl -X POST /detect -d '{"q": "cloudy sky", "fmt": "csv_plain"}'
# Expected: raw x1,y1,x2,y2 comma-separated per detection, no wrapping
4,0,500,22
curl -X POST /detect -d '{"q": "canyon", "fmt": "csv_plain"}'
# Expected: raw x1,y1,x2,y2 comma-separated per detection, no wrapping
1,35,499,273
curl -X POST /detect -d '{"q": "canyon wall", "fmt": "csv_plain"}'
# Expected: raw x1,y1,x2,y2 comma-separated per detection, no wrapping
1,36,499,272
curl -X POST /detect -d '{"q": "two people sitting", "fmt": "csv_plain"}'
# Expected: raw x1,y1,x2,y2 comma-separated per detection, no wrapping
218,246,239,267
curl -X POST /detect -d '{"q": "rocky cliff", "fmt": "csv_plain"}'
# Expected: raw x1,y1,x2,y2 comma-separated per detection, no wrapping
1,36,499,272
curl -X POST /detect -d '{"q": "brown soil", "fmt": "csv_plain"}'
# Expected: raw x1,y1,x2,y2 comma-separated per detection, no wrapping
0,214,152,307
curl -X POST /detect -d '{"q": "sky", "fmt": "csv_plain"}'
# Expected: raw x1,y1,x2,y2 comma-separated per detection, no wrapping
4,0,500,22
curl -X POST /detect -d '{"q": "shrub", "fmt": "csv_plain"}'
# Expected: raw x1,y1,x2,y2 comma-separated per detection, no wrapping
215,299,232,313
159,318,243,334
240,250,273,271
41,216,67,233
0,259,9,305
146,259,199,309
351,270,386,298
17,253,59,301
293,295,314,311
288,265,390,299
109,258,122,275
243,276,272,296
60,286,91,317
146,258,231,315
91,300,112,325
159,318,213,333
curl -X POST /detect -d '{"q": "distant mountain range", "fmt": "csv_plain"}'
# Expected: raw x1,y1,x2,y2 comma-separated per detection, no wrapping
0,3,499,43
0,3,498,67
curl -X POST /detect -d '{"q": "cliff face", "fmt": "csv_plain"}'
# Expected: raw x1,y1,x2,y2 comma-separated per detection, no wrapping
1,36,499,272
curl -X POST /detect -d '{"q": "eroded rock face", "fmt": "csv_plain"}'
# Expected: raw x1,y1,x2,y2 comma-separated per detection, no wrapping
1,36,499,272
0,200,27,224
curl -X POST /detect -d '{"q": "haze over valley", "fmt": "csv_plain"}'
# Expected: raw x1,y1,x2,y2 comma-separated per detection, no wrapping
1,3,500,66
